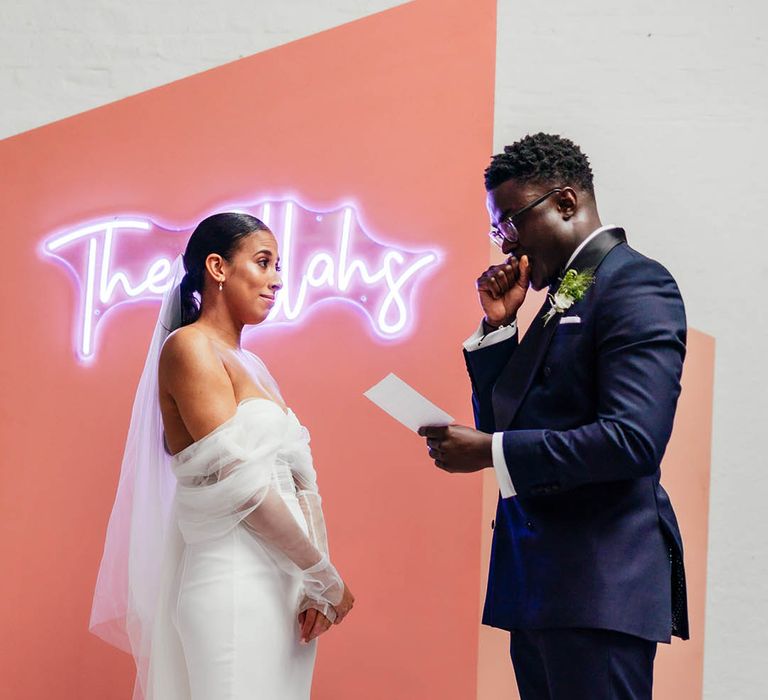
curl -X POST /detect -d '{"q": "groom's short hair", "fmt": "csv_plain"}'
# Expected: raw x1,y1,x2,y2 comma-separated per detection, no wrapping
484,133,594,195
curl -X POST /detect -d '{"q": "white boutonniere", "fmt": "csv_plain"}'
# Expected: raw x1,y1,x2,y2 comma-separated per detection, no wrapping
542,268,595,326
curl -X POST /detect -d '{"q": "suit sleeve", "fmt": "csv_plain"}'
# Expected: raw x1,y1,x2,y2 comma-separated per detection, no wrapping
500,258,687,497
463,330,519,433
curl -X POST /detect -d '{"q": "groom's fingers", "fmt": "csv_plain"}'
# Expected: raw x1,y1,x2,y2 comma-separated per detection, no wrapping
517,255,531,289
487,273,504,299
495,262,517,293
418,425,448,438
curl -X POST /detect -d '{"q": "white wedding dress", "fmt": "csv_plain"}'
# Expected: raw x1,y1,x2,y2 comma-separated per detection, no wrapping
89,257,343,700
147,394,343,700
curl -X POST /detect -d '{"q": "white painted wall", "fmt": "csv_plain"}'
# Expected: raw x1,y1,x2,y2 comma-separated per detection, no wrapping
2,0,766,696
0,0,407,138
494,2,768,697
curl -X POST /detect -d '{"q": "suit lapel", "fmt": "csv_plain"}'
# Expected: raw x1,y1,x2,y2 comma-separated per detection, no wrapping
565,227,627,279
491,291,557,431
491,227,627,431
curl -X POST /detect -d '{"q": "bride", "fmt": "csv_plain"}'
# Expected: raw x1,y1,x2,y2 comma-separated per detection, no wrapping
89,212,354,699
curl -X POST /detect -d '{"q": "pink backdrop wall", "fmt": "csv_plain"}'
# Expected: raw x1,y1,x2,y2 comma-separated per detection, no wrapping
0,1,710,697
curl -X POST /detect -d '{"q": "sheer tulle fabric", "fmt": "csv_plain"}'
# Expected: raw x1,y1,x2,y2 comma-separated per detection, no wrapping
148,401,342,699
90,256,342,699
172,399,343,610
89,255,184,698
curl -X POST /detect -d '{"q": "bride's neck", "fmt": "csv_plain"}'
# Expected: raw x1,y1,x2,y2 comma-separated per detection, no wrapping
196,304,244,350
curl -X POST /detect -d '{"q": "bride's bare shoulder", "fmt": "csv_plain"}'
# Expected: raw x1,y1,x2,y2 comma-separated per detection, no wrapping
162,325,210,359
159,326,237,444
160,326,224,382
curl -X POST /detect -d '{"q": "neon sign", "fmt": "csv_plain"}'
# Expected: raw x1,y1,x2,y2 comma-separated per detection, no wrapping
41,200,440,362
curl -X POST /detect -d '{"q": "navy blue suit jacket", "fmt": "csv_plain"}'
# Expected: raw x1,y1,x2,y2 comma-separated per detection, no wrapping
464,228,689,642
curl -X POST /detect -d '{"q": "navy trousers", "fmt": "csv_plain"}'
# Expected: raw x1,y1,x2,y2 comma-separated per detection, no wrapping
509,629,657,700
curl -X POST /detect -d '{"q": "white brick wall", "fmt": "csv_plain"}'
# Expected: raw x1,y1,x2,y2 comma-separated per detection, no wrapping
0,0,407,138
2,0,766,696
495,2,768,697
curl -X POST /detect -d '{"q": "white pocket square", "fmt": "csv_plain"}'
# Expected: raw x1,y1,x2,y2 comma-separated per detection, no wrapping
559,316,581,325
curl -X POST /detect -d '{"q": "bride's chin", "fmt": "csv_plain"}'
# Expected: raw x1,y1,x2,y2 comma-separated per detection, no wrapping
244,314,267,326
257,308,274,323
235,309,265,326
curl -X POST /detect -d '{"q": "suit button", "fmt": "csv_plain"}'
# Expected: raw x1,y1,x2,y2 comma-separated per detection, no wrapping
526,521,534,529
543,366,552,378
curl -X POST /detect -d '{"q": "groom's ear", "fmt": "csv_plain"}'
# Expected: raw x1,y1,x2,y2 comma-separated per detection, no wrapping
556,187,578,220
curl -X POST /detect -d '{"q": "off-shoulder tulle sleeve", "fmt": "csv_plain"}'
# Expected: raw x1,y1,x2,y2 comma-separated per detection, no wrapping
171,400,343,609
275,417,341,619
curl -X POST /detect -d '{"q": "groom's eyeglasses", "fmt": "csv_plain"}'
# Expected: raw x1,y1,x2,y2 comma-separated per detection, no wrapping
488,188,562,248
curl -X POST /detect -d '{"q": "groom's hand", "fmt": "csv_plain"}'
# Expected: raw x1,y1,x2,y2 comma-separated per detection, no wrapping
418,425,493,473
477,254,530,328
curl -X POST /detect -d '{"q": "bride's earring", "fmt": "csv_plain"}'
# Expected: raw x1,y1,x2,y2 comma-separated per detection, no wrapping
219,280,224,291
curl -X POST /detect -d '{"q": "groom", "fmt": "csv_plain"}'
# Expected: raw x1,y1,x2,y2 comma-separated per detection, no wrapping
419,133,688,699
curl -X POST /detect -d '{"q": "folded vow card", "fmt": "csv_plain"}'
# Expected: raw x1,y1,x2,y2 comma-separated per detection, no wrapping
364,373,454,432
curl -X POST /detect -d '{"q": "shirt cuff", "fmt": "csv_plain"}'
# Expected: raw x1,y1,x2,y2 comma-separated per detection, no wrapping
491,432,516,498
463,319,517,352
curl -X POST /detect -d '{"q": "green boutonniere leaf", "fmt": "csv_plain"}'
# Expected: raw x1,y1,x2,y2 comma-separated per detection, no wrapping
542,268,595,326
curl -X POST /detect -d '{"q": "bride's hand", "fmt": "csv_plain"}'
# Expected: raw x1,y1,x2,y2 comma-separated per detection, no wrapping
332,582,355,625
298,608,333,643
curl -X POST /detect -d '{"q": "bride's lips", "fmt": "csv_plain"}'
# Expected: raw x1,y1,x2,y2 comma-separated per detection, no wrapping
259,294,276,306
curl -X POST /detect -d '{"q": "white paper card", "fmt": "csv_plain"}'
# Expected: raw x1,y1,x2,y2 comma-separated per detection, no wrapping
364,373,454,433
